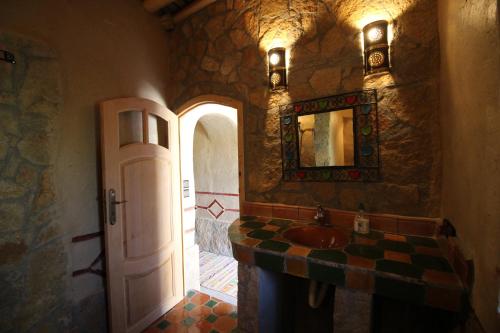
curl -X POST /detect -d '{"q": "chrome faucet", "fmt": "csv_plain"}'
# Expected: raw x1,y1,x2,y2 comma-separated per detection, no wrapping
314,205,326,226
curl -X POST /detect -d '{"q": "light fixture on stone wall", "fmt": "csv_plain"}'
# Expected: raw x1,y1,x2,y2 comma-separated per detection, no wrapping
268,47,287,90
363,20,389,75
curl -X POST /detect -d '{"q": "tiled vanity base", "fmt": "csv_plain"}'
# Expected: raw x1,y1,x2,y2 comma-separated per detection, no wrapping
230,214,468,332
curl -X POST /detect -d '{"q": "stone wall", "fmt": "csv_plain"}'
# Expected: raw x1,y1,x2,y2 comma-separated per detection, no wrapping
0,32,69,332
438,1,500,332
166,0,442,217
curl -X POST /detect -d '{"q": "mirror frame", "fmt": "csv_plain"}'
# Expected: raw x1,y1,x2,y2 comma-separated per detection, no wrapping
279,89,380,182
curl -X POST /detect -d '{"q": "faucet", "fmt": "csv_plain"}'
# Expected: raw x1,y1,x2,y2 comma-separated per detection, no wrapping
314,205,326,226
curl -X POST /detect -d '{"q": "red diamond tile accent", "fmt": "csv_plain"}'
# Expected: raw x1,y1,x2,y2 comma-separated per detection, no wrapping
208,199,224,219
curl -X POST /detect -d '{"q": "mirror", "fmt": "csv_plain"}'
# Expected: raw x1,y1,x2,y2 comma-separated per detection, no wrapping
279,89,380,182
298,109,354,167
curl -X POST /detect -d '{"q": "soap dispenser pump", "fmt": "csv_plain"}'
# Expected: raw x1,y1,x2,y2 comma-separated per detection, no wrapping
354,203,370,234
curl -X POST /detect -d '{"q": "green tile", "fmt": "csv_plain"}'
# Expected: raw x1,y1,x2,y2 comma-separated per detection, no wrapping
229,233,246,242
181,317,195,326
230,311,238,319
247,229,276,240
205,300,218,308
308,249,347,264
406,236,439,248
269,218,293,227
183,303,196,311
345,244,384,259
210,330,220,333
186,290,196,298
255,252,284,273
308,262,345,285
377,239,414,253
257,240,290,252
375,276,425,305
240,215,257,221
157,320,170,329
352,230,384,240
206,314,218,323
376,259,423,279
241,221,266,229
411,254,453,272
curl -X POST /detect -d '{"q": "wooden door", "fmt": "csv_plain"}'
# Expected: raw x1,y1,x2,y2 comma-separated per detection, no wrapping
100,98,183,333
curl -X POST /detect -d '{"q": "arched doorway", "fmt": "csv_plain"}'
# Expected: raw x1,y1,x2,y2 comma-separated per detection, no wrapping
177,96,244,305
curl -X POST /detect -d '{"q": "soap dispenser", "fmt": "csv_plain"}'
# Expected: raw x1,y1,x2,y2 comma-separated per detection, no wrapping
354,203,370,234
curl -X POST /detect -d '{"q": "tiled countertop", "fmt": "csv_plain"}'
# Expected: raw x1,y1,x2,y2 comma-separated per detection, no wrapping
229,215,467,313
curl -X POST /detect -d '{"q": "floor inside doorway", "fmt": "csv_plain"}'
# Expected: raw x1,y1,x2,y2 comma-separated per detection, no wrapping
199,251,238,305
144,290,237,333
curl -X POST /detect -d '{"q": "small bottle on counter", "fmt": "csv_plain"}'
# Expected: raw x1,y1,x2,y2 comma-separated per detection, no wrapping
354,203,370,234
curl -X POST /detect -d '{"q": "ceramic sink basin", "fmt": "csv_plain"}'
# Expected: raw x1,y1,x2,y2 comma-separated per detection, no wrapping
283,226,349,249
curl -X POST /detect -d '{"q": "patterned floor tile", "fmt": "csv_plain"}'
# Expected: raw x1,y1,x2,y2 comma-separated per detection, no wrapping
144,290,237,333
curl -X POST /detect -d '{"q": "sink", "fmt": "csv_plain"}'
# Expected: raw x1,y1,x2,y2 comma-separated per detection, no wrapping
283,226,349,249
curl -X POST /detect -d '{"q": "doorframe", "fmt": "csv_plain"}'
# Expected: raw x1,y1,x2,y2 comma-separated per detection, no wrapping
175,95,245,294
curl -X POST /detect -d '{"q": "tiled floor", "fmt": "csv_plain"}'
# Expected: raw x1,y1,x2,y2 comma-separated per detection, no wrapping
143,290,237,333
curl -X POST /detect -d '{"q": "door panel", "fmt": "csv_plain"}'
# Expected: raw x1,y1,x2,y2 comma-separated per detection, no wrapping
122,157,173,259
100,97,183,333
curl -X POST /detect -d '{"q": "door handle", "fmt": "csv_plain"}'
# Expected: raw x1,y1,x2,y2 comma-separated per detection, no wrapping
108,189,127,225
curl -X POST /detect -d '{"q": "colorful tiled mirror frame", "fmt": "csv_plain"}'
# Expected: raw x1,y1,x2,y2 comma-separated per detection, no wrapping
279,89,380,182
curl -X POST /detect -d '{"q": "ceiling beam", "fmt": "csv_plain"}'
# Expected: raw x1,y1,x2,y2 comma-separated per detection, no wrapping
173,0,216,23
143,0,176,13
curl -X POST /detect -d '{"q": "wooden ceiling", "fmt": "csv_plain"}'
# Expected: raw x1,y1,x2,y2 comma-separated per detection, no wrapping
142,0,216,30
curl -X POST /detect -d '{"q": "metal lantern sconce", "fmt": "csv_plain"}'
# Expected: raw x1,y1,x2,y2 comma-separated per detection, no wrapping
363,20,389,75
268,47,287,90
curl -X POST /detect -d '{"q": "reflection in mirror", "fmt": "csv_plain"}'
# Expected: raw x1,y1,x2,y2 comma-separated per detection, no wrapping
298,108,354,167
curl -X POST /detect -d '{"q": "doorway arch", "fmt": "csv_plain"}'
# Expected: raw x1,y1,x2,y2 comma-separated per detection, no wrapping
176,95,244,298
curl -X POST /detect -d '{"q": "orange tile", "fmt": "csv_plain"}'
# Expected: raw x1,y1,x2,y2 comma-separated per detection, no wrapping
262,225,281,232
286,246,311,257
241,238,261,247
234,244,254,265
398,219,436,236
423,269,461,287
272,205,299,219
246,202,272,217
298,207,316,220
256,216,272,222
347,255,375,270
425,286,463,312
328,210,354,228
370,215,398,232
384,233,406,242
165,308,189,323
196,320,214,331
187,326,201,333
346,270,374,292
384,250,411,263
213,303,235,316
190,293,210,306
189,306,213,320
164,323,186,333
415,246,443,257
354,236,377,246
214,315,238,331
286,257,308,277
237,227,252,234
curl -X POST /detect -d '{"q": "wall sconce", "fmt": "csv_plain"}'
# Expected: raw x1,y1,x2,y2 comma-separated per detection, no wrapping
363,20,389,75
268,47,287,91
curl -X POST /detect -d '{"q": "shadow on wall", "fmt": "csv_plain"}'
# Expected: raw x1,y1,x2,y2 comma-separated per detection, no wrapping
165,0,441,217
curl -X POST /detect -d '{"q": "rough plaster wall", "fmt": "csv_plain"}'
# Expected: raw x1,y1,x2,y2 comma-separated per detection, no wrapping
194,114,238,255
0,0,171,331
438,1,500,332
167,0,442,217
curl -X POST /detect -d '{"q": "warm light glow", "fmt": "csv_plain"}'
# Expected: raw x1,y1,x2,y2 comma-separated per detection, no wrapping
269,53,280,65
367,27,383,42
